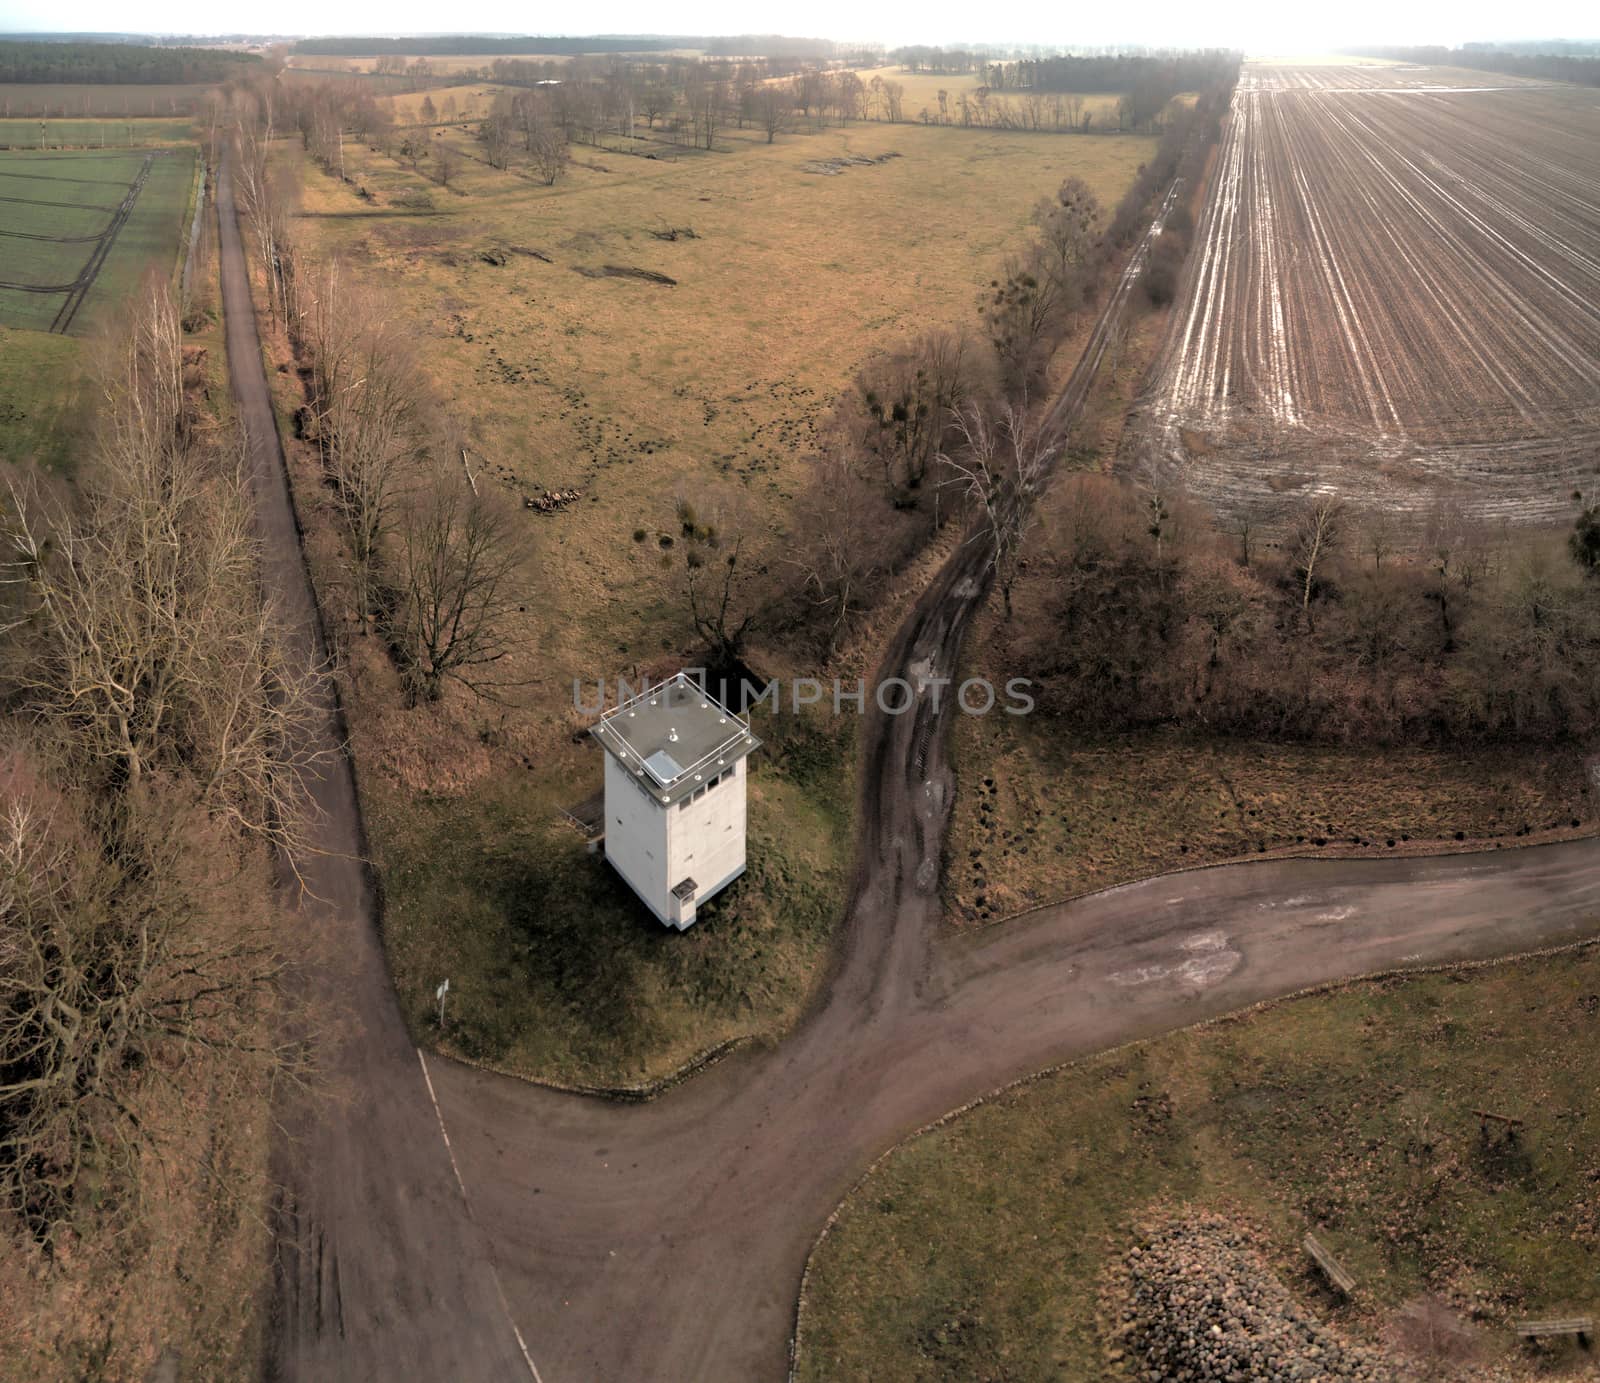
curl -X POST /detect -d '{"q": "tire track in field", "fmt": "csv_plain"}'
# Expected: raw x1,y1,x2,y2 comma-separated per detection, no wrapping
50,152,154,334
0,190,120,212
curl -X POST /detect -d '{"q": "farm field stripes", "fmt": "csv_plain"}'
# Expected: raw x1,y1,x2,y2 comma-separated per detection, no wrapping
0,146,194,334
52,154,154,332
1129,64,1600,526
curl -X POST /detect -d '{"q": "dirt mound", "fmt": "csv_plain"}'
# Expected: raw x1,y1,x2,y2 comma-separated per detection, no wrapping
572,264,677,286
800,152,902,176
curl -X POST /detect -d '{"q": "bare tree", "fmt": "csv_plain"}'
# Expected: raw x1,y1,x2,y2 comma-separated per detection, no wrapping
940,402,1056,617
232,119,297,328
0,769,292,1235
433,141,462,188
785,450,899,654
671,498,763,665
303,261,429,622
1289,495,1344,631
852,328,975,496
394,475,528,704
754,84,790,143
685,77,725,150
480,111,514,170
525,116,568,185
1032,176,1100,305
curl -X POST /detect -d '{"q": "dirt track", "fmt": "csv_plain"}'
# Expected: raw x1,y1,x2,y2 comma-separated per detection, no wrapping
1125,64,1600,527
219,153,1600,1381
216,157,531,1383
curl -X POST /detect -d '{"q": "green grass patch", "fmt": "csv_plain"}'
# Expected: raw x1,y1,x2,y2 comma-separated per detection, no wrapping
0,327,85,472
77,147,195,330
0,117,194,148
798,947,1600,1379
370,709,856,1086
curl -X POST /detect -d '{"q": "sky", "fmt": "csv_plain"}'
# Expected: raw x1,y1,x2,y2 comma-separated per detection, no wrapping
0,0,1594,54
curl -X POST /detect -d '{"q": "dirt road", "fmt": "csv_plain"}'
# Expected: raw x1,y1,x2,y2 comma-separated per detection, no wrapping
221,155,1600,1381
215,157,530,1383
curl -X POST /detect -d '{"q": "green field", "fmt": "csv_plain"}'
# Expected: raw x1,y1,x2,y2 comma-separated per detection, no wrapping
0,146,197,333
0,116,194,149
0,329,84,471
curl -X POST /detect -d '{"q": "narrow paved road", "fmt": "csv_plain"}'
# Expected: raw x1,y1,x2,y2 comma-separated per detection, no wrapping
219,154,1600,1382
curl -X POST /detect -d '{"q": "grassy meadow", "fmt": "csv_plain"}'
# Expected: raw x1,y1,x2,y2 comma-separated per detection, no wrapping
798,944,1600,1380
274,113,1156,1082
291,116,1155,689
0,116,194,148
0,329,85,471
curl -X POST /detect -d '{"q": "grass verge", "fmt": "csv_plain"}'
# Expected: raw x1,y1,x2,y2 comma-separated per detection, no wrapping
945,624,1592,924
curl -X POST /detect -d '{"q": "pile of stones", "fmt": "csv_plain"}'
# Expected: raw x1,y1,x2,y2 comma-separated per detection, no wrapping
1105,1212,1390,1382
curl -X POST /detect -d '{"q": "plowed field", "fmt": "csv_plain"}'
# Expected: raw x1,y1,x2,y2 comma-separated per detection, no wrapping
1125,62,1600,527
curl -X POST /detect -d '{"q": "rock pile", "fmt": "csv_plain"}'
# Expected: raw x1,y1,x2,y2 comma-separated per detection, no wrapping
1106,1212,1390,1381
525,488,581,513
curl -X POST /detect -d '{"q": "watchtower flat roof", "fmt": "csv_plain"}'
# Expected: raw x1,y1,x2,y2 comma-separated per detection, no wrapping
591,673,760,806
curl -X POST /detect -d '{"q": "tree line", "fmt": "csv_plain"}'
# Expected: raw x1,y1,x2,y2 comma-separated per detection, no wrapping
230,90,531,707
1003,478,1600,746
293,34,862,60
1342,46,1600,89
986,51,1240,94
0,280,320,1238
0,39,260,85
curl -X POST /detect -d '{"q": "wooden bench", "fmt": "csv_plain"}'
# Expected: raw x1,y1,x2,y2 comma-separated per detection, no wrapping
1302,1232,1356,1295
1514,1317,1592,1344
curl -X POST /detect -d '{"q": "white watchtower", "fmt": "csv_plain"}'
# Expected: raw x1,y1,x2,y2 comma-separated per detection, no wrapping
591,673,761,929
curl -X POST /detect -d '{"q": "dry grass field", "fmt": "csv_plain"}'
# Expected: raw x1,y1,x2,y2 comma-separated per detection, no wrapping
944,692,1593,923
277,116,1158,1082
385,82,510,123
1125,60,1600,527
290,118,1155,743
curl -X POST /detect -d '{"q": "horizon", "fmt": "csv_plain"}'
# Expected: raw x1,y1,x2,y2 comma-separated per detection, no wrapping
0,8,1597,53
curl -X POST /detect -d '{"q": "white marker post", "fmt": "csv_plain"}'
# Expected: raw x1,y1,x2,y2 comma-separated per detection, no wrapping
436,978,450,1030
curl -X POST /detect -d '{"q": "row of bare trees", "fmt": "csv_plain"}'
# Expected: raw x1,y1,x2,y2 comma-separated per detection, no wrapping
0,282,322,1236
287,253,528,705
